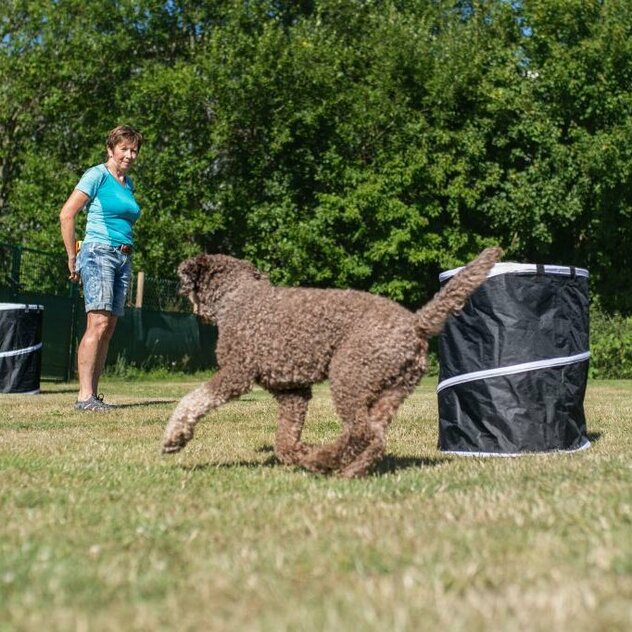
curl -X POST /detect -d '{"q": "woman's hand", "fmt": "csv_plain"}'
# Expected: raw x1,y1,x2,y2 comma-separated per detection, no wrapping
67,255,80,283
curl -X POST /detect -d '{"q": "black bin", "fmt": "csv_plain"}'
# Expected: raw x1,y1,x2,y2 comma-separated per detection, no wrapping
437,263,590,456
0,303,44,394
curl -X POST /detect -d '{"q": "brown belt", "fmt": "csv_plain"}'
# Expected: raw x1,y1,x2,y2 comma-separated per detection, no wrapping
118,244,133,254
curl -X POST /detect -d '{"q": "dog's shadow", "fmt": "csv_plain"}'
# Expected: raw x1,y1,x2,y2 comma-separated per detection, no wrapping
177,444,449,476
372,454,450,474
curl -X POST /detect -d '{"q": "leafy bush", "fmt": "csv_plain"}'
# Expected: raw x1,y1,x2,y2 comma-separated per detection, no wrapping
589,306,632,379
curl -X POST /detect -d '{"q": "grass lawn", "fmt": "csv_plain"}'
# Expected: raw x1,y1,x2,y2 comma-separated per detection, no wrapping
1,378,631,631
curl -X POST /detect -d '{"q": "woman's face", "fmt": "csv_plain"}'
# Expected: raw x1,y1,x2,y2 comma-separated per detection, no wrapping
108,139,139,173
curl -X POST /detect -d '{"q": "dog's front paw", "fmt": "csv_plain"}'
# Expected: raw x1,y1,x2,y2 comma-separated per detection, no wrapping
162,424,194,454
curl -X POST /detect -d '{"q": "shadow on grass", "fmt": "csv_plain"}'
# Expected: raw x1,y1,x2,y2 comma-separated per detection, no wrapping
177,456,279,471
255,444,275,453
587,432,602,443
256,443,448,474
113,400,177,408
29,391,178,407
372,454,450,475
177,444,448,476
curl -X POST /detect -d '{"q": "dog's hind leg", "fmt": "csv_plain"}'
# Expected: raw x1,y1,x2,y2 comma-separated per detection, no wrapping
162,368,252,454
294,385,372,474
290,345,377,474
337,387,407,478
273,387,312,465
294,414,367,474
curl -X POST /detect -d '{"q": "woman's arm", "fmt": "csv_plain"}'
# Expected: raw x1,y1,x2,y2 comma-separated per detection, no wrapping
59,189,89,282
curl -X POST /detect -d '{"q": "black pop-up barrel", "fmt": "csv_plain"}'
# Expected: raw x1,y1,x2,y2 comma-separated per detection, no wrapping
0,303,44,394
437,263,590,456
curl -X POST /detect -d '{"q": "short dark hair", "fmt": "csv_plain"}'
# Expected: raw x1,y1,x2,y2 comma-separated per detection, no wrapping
106,125,143,151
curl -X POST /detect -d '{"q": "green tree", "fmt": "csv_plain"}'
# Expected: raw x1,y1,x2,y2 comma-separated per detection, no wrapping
1,0,632,313
514,0,632,311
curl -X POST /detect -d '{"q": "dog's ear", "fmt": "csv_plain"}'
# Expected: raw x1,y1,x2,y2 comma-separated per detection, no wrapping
240,259,268,281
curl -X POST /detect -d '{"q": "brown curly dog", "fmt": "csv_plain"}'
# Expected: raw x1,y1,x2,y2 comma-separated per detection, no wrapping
162,247,502,477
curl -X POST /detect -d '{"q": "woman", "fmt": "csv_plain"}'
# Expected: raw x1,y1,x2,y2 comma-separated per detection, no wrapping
60,125,143,411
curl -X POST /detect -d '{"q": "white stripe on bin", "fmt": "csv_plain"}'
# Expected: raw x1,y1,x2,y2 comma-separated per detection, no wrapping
0,304,44,311
436,351,591,393
442,438,592,458
439,262,589,283
0,342,43,359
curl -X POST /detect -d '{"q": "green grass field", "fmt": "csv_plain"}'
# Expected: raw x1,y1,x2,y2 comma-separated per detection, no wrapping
1,378,631,631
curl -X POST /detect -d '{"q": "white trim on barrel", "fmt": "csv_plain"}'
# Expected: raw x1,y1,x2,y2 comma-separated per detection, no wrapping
442,438,592,457
0,342,43,359
0,303,44,311
439,262,589,283
436,351,591,393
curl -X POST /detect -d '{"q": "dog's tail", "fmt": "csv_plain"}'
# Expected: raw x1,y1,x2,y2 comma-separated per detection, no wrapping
415,246,503,338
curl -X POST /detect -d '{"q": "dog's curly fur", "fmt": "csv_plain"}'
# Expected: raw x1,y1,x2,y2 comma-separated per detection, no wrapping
162,247,502,477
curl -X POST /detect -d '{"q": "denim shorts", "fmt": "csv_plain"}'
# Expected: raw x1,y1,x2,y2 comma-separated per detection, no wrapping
76,242,132,316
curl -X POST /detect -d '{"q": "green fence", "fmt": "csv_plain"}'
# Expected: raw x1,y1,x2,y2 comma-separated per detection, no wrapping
0,242,217,381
